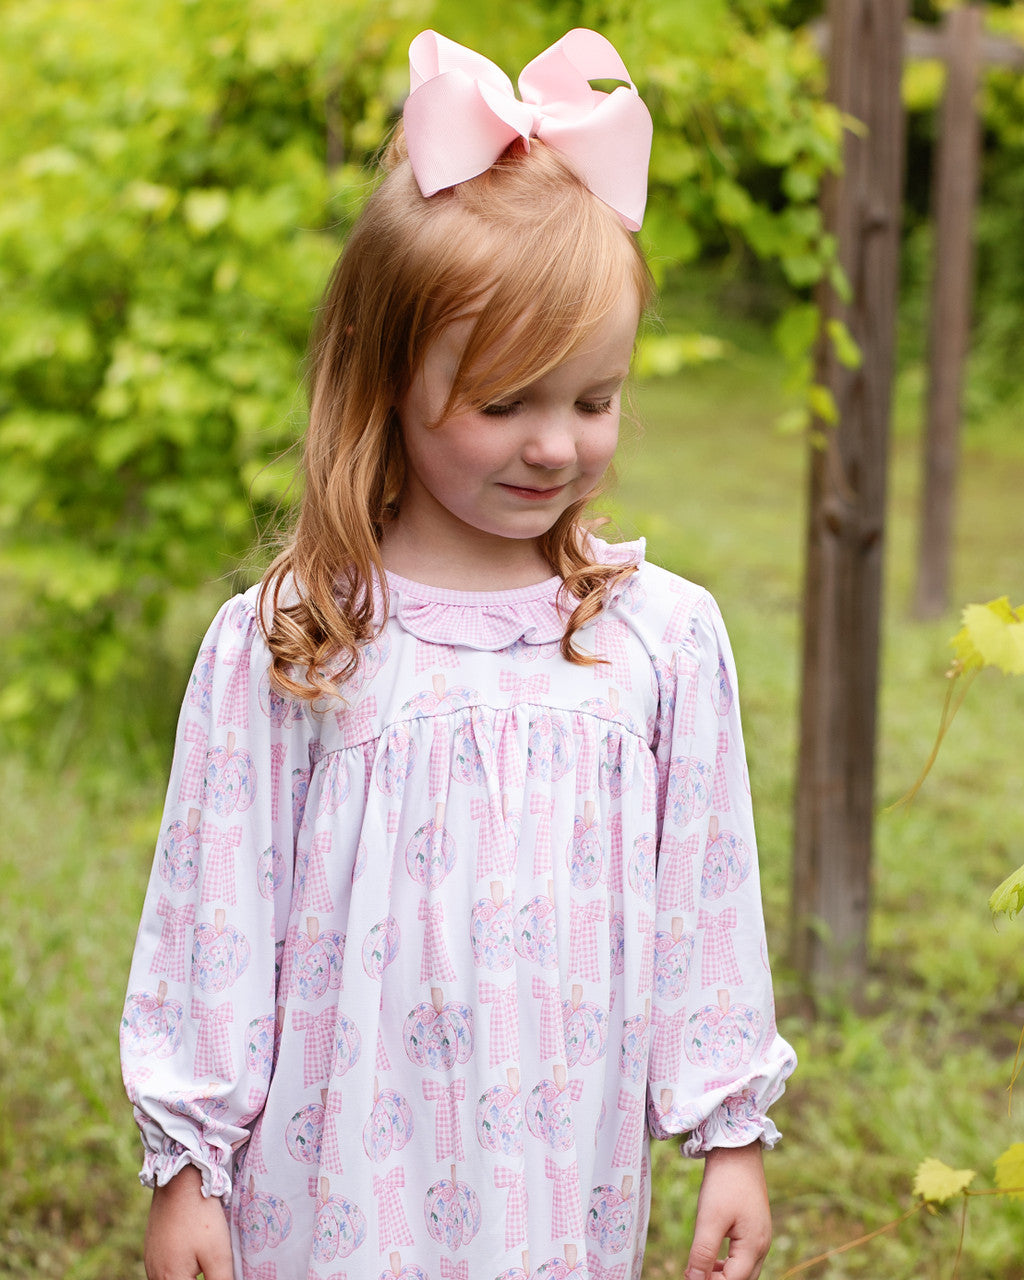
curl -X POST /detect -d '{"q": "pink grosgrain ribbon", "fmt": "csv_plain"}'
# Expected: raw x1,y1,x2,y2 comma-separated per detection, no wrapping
403,28,653,231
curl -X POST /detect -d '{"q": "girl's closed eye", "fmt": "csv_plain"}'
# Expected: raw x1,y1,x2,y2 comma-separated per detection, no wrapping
577,398,614,415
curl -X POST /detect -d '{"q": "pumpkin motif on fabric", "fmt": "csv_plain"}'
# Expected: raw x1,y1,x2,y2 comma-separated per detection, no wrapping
202,731,257,817
450,707,494,786
316,752,351,818
236,1176,293,1254
712,651,733,717
258,667,304,729
403,987,474,1070
532,1244,589,1279
423,1164,482,1250
525,1063,582,1152
514,880,558,969
627,831,657,902
495,1251,531,1280
362,1077,414,1162
562,984,609,1067
405,801,457,888
191,909,250,994
376,725,418,799
256,842,286,901
285,1098,325,1165
310,1175,367,1263
288,916,345,1000
187,645,216,715
609,908,625,976
567,801,604,889
470,881,515,971
619,1001,650,1085
653,918,695,1001
244,1012,276,1081
344,630,391,697
362,915,401,980
475,1067,524,1156
379,1251,429,1280
649,1086,703,1137
159,808,201,892
665,755,713,828
526,712,575,782
586,1177,635,1255
700,816,751,899
120,981,184,1058
684,989,763,1072
291,766,310,830
331,1010,362,1078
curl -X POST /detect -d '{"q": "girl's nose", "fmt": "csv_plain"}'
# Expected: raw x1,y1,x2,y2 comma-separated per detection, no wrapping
521,416,577,471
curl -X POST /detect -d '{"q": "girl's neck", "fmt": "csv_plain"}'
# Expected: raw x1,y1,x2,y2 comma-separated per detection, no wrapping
380,521,556,591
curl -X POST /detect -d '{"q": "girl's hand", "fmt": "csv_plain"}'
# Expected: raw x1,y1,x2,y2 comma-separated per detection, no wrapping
144,1164,233,1280
684,1141,772,1280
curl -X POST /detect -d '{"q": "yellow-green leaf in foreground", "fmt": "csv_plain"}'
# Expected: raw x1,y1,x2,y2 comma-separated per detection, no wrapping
950,598,1024,676
989,860,1024,921
994,1144,1024,1198
913,1158,976,1203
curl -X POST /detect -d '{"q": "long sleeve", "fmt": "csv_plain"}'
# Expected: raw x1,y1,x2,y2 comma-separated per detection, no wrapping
120,587,314,1197
646,589,795,1154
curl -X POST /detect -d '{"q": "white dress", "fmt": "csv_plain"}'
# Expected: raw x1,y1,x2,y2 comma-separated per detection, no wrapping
121,537,795,1280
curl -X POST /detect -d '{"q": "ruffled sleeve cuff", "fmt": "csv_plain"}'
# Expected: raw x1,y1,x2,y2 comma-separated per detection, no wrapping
137,1121,234,1199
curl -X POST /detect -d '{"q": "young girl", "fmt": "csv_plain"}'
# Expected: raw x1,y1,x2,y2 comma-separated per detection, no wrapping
122,29,795,1280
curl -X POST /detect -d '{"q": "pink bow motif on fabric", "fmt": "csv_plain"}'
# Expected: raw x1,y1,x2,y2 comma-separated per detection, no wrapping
404,28,652,231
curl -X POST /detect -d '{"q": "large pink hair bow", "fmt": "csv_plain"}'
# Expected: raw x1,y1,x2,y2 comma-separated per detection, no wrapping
403,28,652,232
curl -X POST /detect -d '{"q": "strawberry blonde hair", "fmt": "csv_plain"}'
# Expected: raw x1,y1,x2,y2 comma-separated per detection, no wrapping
261,127,653,702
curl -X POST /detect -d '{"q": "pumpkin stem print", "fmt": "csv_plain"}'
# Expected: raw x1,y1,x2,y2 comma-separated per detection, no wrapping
568,801,604,888
202,730,257,816
586,1177,635,1256
288,916,345,1000
403,987,474,1070
700,815,752,899
526,1064,583,1152
121,980,185,1059
310,1174,367,1263
159,807,202,892
191,908,251,993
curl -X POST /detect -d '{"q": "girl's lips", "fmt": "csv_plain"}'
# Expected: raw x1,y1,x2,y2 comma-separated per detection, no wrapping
498,482,569,501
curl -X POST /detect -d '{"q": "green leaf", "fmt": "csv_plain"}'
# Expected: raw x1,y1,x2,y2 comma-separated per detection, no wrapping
994,1143,1024,1198
182,188,230,236
913,1158,976,1203
826,318,862,370
989,861,1024,922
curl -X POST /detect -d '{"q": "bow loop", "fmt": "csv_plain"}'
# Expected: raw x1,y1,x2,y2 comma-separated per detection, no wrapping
404,28,651,230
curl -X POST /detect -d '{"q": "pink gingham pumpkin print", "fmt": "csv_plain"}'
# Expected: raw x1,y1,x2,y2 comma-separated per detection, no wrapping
256,842,286,901
567,802,604,888
525,1065,581,1153
653,919,695,1001
526,711,575,782
404,802,457,888
244,1012,276,1080
531,1244,589,1279
379,1251,429,1280
514,880,558,969
362,915,401,980
285,1099,324,1165
562,984,609,1068
665,755,713,827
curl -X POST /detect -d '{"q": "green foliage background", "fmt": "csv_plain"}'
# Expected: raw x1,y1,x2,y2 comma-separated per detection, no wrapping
0,0,841,735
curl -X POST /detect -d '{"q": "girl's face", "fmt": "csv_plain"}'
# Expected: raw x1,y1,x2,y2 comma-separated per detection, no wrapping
388,284,640,586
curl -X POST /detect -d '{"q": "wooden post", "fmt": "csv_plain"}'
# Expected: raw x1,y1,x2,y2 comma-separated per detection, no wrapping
791,0,907,998
914,5,984,620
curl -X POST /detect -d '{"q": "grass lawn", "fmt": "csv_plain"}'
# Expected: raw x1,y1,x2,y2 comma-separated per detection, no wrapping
2,316,1023,1277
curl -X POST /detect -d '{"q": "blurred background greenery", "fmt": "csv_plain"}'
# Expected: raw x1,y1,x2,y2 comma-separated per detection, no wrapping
2,1,1023,1276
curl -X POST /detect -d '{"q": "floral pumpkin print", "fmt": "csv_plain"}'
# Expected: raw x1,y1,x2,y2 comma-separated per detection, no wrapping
475,1067,524,1156
526,712,575,782
562,984,609,1068
405,802,457,888
257,667,304,728
362,915,401,979
186,645,216,715
684,990,763,1073
291,766,310,830
362,1077,414,1162
700,816,751,899
653,919,694,1001
202,731,257,817
288,917,345,1000
514,882,558,969
376,725,418,799
712,651,733,716
120,982,184,1059
424,1165,482,1250
332,1010,362,1077
285,1099,325,1165
244,1013,276,1080
532,1244,589,1278
586,1178,635,1255
627,832,656,901
567,802,604,889
619,1002,650,1085
609,909,625,976
450,707,494,786
379,1252,429,1280
256,842,286,901
525,1064,582,1152
470,882,515,971
310,1176,367,1263
191,909,251,994
236,1177,292,1254
159,809,201,892
403,987,474,1070
665,755,713,827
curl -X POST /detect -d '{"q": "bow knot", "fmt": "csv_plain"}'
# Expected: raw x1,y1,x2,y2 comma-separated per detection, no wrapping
404,29,652,230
